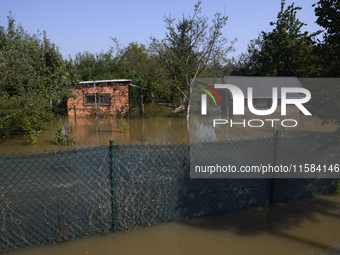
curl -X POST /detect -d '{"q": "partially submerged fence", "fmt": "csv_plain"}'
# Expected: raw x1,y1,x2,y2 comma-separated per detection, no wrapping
0,132,338,252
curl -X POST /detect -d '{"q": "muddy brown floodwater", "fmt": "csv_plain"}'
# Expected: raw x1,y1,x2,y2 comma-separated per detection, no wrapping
5,194,340,255
0,103,338,153
1,104,340,254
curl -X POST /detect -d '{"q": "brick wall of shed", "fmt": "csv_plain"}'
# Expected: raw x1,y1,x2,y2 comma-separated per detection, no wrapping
67,82,129,117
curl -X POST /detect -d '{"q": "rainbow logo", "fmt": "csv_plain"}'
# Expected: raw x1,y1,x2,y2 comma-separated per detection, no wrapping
197,82,222,106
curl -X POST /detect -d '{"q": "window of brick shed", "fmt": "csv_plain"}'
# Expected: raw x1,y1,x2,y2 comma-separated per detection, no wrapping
85,94,111,106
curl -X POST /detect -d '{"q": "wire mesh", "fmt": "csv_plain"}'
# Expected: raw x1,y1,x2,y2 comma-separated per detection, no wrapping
0,147,112,252
0,132,338,252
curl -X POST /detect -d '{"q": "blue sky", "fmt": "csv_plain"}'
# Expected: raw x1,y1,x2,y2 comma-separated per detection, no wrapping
0,0,323,60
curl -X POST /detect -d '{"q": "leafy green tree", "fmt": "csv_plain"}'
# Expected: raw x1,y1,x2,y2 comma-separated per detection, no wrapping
204,60,234,78
70,50,116,81
234,0,321,77
313,0,340,77
113,42,167,98
299,1,340,145
71,41,167,101
149,1,235,117
0,14,77,143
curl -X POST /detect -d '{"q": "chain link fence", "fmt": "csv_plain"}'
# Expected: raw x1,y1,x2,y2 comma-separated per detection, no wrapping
0,147,112,252
0,132,338,252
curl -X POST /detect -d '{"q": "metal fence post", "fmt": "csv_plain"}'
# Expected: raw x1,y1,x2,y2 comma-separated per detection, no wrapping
269,130,279,204
110,139,117,232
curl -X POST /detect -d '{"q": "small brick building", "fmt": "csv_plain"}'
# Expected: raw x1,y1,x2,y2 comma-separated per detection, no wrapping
67,79,130,117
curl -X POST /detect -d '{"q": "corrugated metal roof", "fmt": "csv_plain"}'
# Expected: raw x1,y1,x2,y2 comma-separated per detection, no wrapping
79,79,131,84
227,76,305,98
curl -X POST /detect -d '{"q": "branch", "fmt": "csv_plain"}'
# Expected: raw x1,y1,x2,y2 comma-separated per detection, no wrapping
0,103,33,121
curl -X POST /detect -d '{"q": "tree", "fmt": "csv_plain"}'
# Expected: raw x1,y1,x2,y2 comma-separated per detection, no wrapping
233,0,321,77
0,14,77,143
70,50,116,81
149,1,235,118
71,41,167,99
296,1,340,146
113,42,167,98
313,0,340,77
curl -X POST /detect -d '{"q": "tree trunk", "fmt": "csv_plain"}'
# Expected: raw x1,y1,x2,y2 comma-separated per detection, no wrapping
186,100,190,119
186,86,192,119
150,92,154,105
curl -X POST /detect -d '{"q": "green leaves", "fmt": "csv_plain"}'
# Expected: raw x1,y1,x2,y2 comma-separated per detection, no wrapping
234,0,321,77
149,1,235,107
314,0,340,35
314,0,340,77
0,13,77,142
53,125,75,145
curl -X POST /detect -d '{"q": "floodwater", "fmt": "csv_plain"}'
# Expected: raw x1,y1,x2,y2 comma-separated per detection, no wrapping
1,104,340,254
0,103,338,153
0,104,187,153
5,194,340,255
